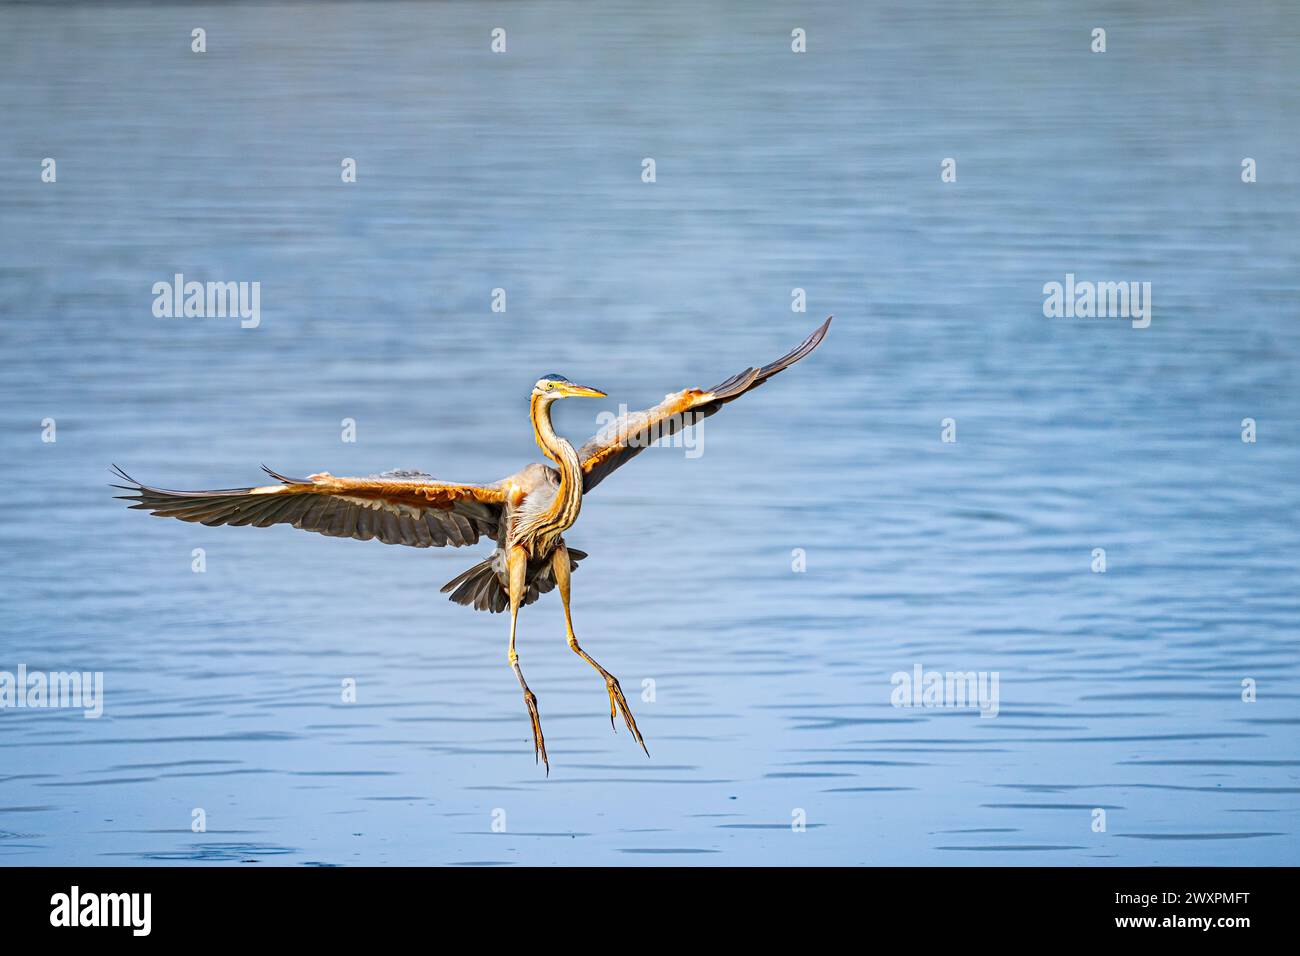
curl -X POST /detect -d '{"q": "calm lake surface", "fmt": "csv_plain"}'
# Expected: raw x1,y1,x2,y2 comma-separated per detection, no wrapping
1,1,1297,866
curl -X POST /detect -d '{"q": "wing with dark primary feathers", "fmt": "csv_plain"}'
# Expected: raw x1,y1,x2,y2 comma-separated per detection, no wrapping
112,465,507,548
576,317,832,493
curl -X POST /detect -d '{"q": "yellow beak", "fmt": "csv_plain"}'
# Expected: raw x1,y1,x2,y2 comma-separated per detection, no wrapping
558,382,607,398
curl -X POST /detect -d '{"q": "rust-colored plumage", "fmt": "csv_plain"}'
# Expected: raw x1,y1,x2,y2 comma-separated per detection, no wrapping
115,317,832,771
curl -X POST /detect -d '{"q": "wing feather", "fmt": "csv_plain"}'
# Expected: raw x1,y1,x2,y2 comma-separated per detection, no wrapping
113,465,508,549
576,317,832,492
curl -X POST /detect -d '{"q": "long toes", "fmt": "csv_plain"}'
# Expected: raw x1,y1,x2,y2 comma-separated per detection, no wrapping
607,678,650,756
534,728,549,773
524,693,548,773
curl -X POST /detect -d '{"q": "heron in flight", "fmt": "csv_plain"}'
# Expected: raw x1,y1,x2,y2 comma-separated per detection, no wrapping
114,317,832,771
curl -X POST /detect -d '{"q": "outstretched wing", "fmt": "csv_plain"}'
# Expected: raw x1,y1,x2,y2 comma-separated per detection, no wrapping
113,465,507,548
577,317,832,492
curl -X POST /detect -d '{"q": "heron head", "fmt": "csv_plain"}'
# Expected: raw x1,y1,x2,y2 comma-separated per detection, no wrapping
533,374,606,400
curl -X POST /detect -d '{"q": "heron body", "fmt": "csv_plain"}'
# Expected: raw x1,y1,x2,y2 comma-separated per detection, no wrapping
115,317,832,771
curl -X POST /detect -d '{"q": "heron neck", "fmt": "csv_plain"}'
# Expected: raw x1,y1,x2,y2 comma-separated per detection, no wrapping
530,394,583,494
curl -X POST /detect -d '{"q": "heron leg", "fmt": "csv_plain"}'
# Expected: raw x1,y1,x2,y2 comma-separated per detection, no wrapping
506,545,547,772
553,543,648,756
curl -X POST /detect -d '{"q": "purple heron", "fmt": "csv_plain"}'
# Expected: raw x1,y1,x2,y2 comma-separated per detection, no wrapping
114,317,832,771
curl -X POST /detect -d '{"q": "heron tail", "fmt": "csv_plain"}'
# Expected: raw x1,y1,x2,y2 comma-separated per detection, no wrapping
441,549,588,614
440,556,505,613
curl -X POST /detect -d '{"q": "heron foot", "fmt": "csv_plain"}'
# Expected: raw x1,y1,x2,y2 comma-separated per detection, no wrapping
510,652,548,774
566,634,649,757
521,686,549,773
602,674,649,757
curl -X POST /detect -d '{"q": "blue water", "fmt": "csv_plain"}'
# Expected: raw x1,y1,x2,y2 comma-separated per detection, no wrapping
1,0,1298,866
